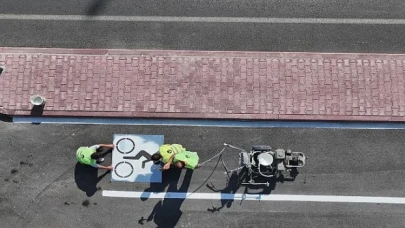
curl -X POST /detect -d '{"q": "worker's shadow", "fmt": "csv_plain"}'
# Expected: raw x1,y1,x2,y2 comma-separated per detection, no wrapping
138,169,193,228
74,162,110,197
206,171,242,213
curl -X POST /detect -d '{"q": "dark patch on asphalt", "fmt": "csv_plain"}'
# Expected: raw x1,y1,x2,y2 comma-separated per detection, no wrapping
20,161,33,167
4,178,9,182
303,176,307,184
207,206,221,213
96,186,102,191
82,199,90,207
138,217,146,225
12,180,19,183
93,202,97,205
64,202,70,205
11,169,18,174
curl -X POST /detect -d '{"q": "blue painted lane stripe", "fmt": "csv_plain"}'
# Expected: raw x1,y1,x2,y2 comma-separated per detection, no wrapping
11,116,405,129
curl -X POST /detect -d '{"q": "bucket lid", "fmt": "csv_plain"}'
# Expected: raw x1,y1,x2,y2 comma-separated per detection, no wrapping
30,95,45,105
258,153,274,166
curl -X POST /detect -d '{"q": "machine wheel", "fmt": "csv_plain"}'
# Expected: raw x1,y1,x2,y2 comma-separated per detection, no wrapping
252,145,272,152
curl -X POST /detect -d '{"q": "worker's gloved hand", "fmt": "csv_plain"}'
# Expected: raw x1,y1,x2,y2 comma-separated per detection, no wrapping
107,165,113,171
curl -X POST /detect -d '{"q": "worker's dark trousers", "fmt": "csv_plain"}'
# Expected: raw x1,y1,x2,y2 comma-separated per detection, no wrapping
91,147,112,160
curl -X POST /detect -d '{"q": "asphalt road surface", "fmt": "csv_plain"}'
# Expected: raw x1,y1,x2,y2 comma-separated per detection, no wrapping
1,0,405,53
1,121,405,228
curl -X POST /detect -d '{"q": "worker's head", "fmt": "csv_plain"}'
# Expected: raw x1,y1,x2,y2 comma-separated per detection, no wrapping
174,161,185,169
151,153,162,161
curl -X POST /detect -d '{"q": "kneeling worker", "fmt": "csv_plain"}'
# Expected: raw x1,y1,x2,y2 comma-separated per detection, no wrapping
151,144,186,165
76,144,114,170
162,150,200,170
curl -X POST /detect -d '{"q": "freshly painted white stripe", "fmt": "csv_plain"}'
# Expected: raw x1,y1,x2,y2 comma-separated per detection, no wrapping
1,14,405,25
102,191,405,204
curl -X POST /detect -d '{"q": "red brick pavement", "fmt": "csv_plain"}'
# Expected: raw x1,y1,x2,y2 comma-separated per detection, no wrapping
0,47,405,121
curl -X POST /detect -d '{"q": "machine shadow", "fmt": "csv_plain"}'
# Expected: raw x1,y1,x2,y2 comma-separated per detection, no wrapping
74,162,110,197
86,0,111,16
242,168,300,194
278,168,300,183
243,176,277,194
205,167,301,210
139,169,194,228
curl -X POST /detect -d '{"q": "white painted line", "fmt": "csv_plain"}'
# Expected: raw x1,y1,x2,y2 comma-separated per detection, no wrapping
102,191,405,204
1,14,405,25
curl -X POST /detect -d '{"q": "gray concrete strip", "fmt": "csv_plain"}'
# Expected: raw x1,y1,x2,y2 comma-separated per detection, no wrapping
12,117,405,129
3,14,405,24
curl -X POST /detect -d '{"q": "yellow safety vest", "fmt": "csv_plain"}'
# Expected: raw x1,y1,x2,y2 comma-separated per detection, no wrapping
159,144,185,163
76,147,97,165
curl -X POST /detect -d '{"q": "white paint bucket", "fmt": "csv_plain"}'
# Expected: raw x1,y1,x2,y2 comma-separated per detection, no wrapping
30,95,46,106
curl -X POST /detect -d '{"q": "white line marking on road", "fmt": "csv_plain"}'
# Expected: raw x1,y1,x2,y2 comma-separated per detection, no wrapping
102,191,405,204
2,14,405,25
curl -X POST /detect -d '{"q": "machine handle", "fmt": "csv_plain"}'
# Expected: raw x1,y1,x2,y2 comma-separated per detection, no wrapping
258,163,274,178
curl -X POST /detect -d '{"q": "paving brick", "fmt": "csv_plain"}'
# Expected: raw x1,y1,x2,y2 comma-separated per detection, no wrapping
1,48,405,121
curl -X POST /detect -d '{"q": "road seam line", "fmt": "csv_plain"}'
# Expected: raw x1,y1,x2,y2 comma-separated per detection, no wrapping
2,14,405,24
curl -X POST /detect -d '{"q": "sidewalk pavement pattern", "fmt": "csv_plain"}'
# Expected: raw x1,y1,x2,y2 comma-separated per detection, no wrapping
0,47,404,121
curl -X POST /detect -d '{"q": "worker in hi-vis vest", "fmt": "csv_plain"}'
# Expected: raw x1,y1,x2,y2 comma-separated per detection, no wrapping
76,144,114,170
151,144,186,166
163,150,201,170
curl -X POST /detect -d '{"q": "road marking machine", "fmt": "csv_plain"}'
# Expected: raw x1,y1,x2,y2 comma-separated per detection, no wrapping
212,143,307,186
